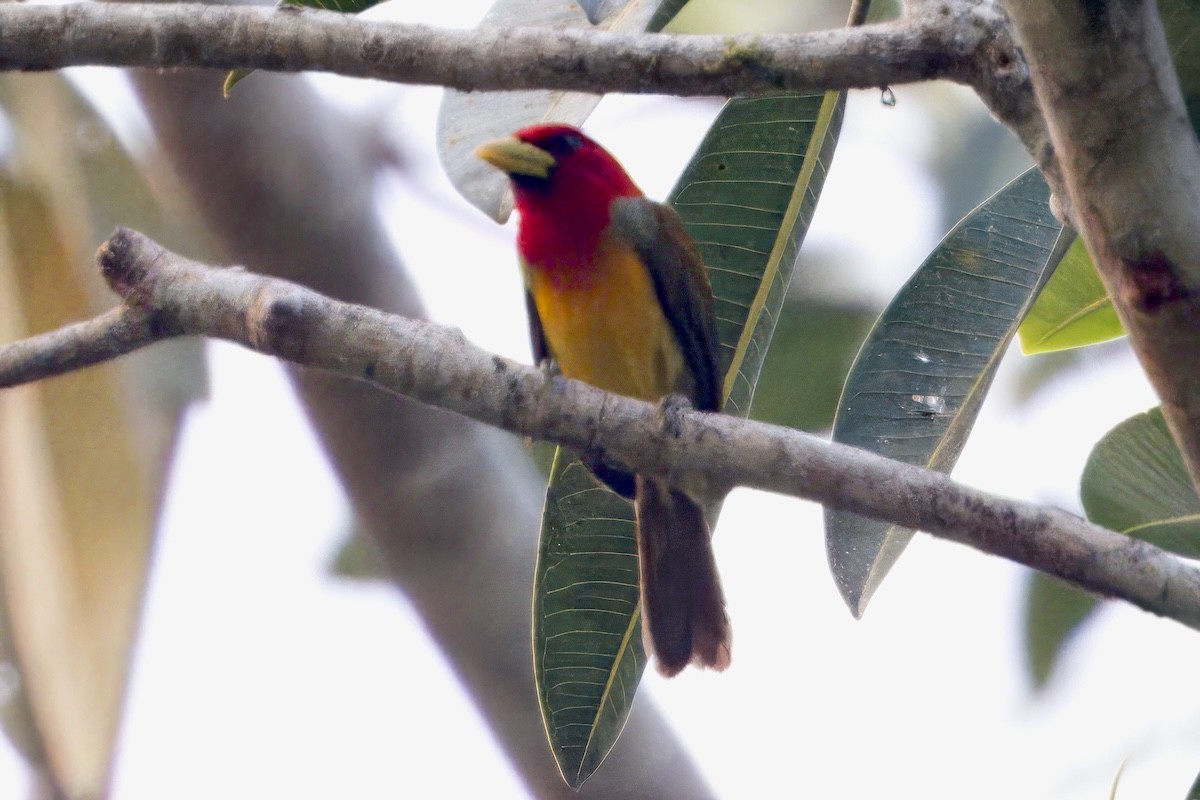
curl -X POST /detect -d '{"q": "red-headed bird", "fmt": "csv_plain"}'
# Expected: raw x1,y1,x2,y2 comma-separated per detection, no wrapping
476,124,731,676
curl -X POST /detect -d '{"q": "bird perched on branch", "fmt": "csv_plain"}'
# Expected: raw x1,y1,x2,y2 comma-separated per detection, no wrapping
477,124,731,676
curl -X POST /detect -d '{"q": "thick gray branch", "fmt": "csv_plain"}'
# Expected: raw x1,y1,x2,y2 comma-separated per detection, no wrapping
1002,0,1200,490
0,1,1020,98
5,227,1199,634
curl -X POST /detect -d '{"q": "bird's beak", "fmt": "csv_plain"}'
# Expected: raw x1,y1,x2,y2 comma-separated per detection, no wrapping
475,138,557,180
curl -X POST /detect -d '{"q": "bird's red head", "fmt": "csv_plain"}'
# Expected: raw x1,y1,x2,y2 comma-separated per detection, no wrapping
476,124,643,277
506,124,641,206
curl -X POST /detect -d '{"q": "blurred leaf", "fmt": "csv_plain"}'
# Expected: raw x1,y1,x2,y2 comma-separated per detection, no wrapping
224,0,390,94
280,0,381,11
1161,0,1200,136
750,300,877,431
534,90,845,788
1019,237,1124,354
1187,764,1200,800
0,75,203,796
437,0,670,222
0,177,152,800
1081,407,1200,556
329,521,387,580
1022,572,1100,690
825,168,1071,617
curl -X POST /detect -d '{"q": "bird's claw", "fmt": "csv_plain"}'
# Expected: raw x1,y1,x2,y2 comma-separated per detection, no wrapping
656,393,693,439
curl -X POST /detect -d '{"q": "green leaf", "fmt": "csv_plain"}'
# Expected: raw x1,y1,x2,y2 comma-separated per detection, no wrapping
1019,236,1125,353
1022,573,1100,690
749,300,878,432
534,451,643,788
825,168,1071,617
1081,407,1200,556
437,0,676,221
533,90,845,788
1186,763,1200,800
223,0,389,95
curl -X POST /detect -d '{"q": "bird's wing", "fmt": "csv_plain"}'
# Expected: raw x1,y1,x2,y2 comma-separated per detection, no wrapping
610,196,723,411
524,285,551,366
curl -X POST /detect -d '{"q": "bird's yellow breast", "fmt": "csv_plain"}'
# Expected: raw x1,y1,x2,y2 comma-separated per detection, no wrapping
526,239,687,402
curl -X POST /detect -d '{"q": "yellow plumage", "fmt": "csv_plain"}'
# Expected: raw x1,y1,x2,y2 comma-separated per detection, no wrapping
525,238,686,403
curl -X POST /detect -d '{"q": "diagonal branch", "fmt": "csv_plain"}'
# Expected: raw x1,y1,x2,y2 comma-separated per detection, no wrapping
5,227,1200,634
0,1,1021,100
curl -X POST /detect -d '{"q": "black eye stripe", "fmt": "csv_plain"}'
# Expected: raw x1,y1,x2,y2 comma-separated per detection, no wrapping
534,133,584,156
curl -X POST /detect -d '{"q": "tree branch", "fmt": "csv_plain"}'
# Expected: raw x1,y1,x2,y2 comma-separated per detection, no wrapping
5,227,1200,633
0,1,1019,99
1002,0,1200,491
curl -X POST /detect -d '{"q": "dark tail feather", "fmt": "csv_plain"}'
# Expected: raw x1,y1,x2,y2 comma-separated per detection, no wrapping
634,476,731,677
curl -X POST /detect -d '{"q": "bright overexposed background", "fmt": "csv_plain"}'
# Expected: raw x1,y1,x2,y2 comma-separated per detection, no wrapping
3,0,1200,797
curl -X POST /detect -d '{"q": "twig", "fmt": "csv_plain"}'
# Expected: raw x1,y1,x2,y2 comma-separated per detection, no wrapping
4,227,1199,633
0,307,162,385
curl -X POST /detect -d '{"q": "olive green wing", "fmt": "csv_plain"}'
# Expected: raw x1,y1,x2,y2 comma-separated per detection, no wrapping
610,196,723,412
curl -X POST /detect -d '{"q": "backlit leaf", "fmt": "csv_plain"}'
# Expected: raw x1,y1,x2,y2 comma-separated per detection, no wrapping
1019,236,1124,354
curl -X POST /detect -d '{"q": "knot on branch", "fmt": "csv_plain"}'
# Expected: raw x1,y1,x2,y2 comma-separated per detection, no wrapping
1123,247,1192,313
97,227,157,304
246,286,312,360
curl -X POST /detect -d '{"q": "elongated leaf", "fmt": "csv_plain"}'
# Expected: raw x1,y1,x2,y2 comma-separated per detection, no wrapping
437,0,670,221
1081,407,1200,556
1019,236,1124,353
533,90,845,788
825,168,1071,617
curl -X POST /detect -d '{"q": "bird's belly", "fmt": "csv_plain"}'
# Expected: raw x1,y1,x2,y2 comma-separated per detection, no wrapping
530,249,687,403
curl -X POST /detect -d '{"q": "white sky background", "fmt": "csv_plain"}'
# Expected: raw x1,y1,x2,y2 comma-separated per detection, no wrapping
4,0,1200,796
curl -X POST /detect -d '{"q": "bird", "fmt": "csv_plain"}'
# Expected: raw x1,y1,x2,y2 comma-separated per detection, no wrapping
476,123,731,676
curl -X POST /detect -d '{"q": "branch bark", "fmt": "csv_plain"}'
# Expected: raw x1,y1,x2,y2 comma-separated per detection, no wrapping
5,227,1199,634
1002,0,1200,490
0,1,1021,99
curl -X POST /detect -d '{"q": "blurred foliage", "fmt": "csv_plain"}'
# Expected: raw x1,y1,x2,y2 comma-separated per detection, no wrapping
1022,572,1100,690
1162,0,1200,135
329,520,388,580
0,75,207,797
749,299,877,432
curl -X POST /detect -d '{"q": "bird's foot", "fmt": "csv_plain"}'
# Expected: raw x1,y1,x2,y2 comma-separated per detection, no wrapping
656,393,693,439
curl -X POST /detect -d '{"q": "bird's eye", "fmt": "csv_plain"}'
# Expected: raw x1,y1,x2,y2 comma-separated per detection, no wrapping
542,133,583,156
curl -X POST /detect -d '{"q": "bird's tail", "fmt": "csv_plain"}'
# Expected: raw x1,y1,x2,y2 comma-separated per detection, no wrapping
634,475,732,677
